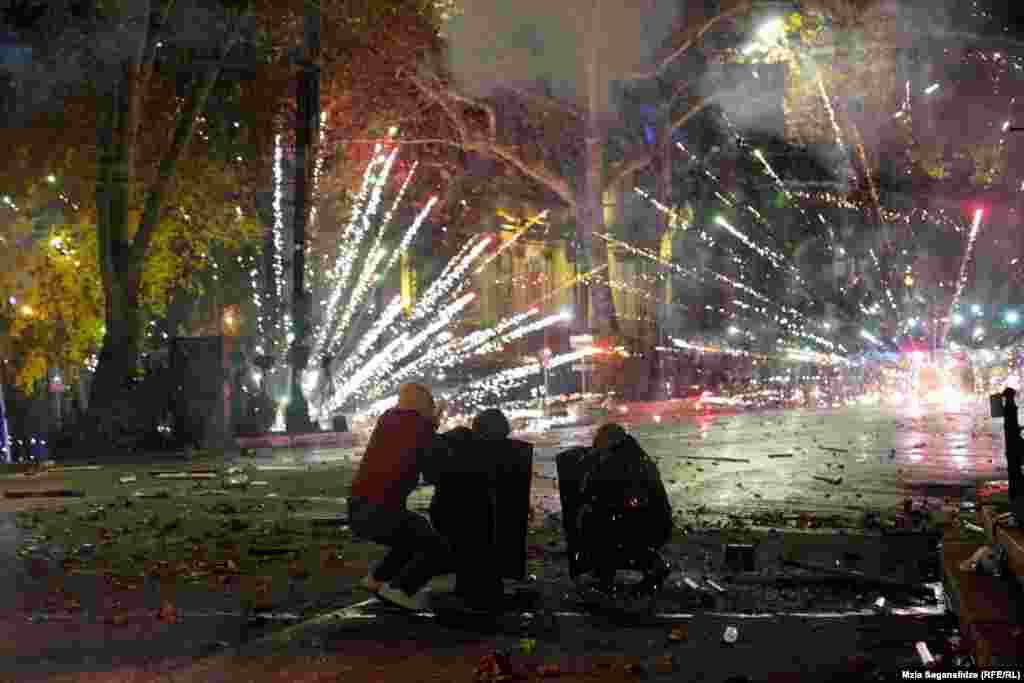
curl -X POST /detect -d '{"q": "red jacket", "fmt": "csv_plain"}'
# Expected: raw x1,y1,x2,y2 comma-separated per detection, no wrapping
350,408,436,511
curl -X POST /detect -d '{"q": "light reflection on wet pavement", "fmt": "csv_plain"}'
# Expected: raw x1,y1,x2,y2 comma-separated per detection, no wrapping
517,401,1005,518
239,400,1007,520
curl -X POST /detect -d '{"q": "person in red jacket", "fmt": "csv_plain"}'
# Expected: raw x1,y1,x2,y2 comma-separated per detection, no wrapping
348,383,448,610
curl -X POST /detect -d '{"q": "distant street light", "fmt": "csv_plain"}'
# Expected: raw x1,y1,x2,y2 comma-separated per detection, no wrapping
1007,311,1019,325
972,305,982,315
952,313,964,325
728,326,740,336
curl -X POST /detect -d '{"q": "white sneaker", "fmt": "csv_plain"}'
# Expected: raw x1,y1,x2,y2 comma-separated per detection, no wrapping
377,583,431,611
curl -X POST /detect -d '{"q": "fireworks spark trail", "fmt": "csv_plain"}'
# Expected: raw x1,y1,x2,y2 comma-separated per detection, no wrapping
449,347,602,410
379,197,440,277
472,312,570,356
409,237,492,323
816,74,847,154
371,308,543,398
328,292,478,410
473,210,549,274
596,232,837,352
312,146,394,359
332,162,421,351
944,208,986,346
331,295,406,382
524,264,609,312
712,215,799,280
869,248,898,313
322,192,438,361
272,134,287,319
635,187,690,229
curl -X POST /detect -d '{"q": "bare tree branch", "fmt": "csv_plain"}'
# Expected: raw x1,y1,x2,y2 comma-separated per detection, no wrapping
606,94,716,190
405,71,576,206
625,1,753,82
508,86,581,119
485,143,575,206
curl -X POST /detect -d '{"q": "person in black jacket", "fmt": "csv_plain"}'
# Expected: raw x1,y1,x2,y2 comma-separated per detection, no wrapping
426,408,533,611
573,423,673,596
1004,388,1023,504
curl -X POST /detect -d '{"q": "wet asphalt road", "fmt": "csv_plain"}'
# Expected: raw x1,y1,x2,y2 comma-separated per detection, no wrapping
0,398,999,678
514,398,1003,520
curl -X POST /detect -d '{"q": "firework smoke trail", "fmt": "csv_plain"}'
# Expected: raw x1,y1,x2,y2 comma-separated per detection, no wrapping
944,209,986,346
408,237,492,323
450,348,602,410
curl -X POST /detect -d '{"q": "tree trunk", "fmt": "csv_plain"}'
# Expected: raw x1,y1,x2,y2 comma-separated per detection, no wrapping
581,0,618,338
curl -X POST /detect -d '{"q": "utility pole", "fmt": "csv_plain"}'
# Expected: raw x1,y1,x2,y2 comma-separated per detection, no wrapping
286,1,320,434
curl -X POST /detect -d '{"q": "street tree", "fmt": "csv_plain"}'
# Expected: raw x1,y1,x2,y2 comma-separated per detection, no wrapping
401,0,884,339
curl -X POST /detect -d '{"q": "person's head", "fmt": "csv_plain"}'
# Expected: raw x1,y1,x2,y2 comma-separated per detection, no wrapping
472,408,511,441
593,423,628,451
1005,387,1017,401
397,383,436,424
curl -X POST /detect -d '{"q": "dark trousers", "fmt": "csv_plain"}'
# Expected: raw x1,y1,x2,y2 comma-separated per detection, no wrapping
347,496,448,595
1008,437,1024,502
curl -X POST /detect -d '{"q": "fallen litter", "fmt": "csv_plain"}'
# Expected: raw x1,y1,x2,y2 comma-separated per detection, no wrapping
813,476,842,486
820,447,849,453
706,579,726,594
255,466,308,472
150,470,218,477
4,490,85,499
154,472,218,480
133,490,171,499
959,546,994,573
722,626,739,644
766,453,793,459
782,559,934,599
118,475,137,484
961,520,985,534
915,641,935,667
680,456,751,464
46,465,103,472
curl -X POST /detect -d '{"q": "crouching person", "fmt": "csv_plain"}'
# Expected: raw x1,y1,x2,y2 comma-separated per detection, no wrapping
428,408,534,612
347,383,449,611
557,423,672,597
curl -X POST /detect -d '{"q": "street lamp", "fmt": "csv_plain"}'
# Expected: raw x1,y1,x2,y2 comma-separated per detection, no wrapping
952,313,964,326
1007,311,1020,325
